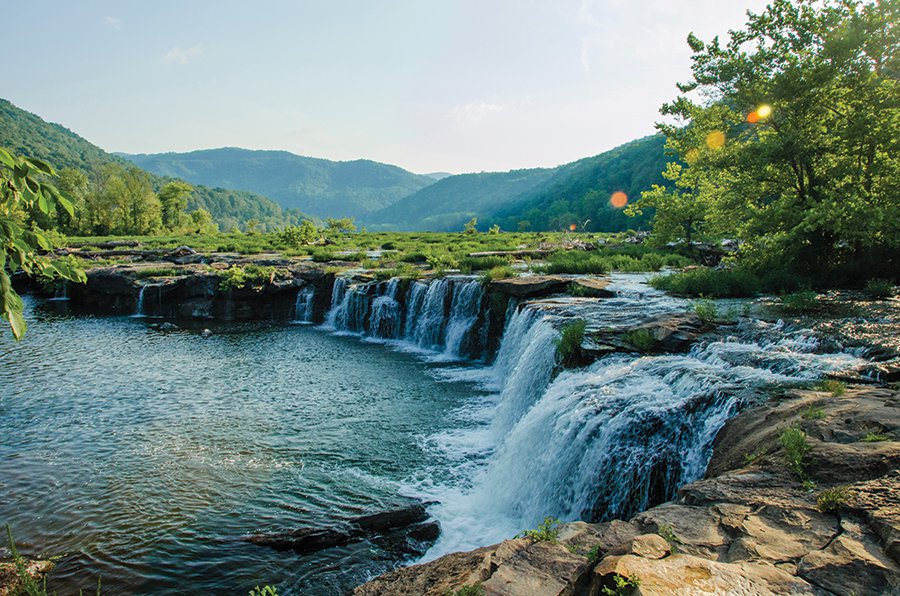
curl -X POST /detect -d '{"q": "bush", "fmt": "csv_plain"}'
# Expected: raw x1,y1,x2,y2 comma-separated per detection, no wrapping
692,299,719,322
310,249,336,263
374,262,421,281
555,319,586,366
817,486,851,513
400,251,429,263
801,406,826,420
600,573,641,595
544,251,609,275
864,278,894,299
777,290,820,313
133,267,181,279
219,264,278,290
518,516,561,542
459,255,510,272
623,328,656,351
779,426,811,479
649,267,761,298
480,265,516,284
814,379,846,397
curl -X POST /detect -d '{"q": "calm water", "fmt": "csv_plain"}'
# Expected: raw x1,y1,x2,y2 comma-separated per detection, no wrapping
0,300,480,595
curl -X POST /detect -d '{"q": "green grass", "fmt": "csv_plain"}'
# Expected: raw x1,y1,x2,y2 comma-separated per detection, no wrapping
692,299,719,322
814,379,846,397
623,328,656,351
801,406,826,420
555,319,586,366
458,255,511,272
779,426,811,479
479,265,517,283
218,264,280,290
649,267,761,298
777,290,820,313
861,432,890,442
743,447,767,466
864,278,894,299
445,585,485,596
132,267,182,279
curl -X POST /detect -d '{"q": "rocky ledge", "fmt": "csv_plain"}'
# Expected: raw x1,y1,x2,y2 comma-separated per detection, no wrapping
0,558,53,596
354,383,900,595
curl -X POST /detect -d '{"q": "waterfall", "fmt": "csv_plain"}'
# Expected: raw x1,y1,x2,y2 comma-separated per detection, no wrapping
323,277,350,328
442,281,484,359
370,279,402,339
293,287,315,323
407,279,451,351
422,314,866,558
134,286,147,317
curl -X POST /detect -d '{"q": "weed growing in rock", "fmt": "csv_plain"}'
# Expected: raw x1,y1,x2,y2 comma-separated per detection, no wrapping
777,291,820,313
446,584,485,596
814,379,846,397
219,264,279,290
692,299,719,323
743,447,767,466
801,406,826,420
861,432,890,442
779,426,811,479
249,586,279,596
586,544,603,564
479,265,516,284
623,328,656,351
817,486,852,513
568,282,590,297
600,573,641,595
657,524,682,554
555,320,586,367
517,516,561,542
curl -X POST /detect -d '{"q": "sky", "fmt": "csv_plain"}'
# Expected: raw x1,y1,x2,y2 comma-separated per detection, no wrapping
1,1,769,174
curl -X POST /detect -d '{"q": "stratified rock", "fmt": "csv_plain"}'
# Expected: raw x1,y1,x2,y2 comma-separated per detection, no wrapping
490,276,571,298
568,277,614,298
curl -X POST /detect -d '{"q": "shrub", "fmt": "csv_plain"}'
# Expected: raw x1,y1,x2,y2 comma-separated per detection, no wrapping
426,253,459,272
777,290,820,313
458,255,510,272
480,265,516,284
779,426,811,479
861,432,889,442
814,379,846,397
249,586,279,596
555,319,586,366
518,516,561,542
219,264,278,290
623,328,656,351
374,262,421,281
400,251,429,263
649,267,761,298
692,299,719,322
133,267,181,279
544,251,609,275
310,249,336,263
801,406,826,420
817,486,851,513
657,524,682,554
600,573,641,595
864,278,894,299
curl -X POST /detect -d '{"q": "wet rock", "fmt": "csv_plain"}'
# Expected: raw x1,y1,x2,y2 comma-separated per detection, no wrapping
244,503,439,557
151,322,180,332
568,277,614,298
0,559,54,596
490,276,571,298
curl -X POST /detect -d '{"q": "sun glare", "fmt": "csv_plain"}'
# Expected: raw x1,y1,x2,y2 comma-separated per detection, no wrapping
705,130,726,149
610,191,628,209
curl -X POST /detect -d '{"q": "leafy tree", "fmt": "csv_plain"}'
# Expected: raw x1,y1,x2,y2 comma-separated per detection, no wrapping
159,180,193,229
324,217,357,233
463,217,478,234
639,0,900,281
0,148,85,340
188,208,217,234
279,220,319,247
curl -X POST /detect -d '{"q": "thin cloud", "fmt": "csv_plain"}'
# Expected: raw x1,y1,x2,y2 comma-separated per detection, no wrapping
163,46,202,65
104,16,122,30
448,101,507,123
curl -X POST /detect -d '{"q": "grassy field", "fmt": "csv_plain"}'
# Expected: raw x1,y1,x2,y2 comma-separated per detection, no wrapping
62,230,695,277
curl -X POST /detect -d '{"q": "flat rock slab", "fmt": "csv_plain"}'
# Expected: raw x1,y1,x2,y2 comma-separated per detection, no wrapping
491,276,573,298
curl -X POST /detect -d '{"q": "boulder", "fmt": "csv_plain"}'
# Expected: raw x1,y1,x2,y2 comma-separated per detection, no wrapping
490,276,571,298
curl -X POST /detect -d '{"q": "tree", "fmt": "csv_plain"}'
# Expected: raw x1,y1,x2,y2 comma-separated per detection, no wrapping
279,220,319,247
463,217,478,234
0,148,85,340
640,0,900,281
120,166,161,235
324,217,356,233
188,208,217,234
159,181,193,230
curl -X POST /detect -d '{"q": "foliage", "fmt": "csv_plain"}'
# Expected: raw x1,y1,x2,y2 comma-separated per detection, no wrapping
623,328,656,351
864,278,894,299
861,432,889,442
777,291,820,313
633,0,900,285
463,217,478,234
248,586,279,596
458,255,510,272
218,265,278,290
657,524,683,554
780,426,812,479
815,379,846,397
586,544,603,563
691,299,719,322
517,516,561,542
0,148,86,339
744,447,767,466
324,217,357,234
555,319,586,366
158,181,193,229
650,268,761,298
600,573,641,596
543,251,609,275
374,262,421,281
278,220,319,247
801,406,826,420
817,486,852,513
133,267,182,279
479,266,516,284
426,253,458,273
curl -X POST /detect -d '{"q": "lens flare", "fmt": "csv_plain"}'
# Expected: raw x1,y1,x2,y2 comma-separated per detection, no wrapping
746,111,760,123
610,191,628,209
569,224,577,231
757,104,772,118
706,130,726,149
685,148,700,162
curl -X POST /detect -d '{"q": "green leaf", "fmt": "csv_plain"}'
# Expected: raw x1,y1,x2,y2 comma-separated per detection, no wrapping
23,157,54,176
0,147,14,168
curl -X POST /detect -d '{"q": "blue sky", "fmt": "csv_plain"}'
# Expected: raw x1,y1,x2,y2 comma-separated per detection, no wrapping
2,1,767,173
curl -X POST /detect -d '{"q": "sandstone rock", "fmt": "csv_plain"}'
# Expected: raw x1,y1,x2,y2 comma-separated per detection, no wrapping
479,540,591,596
569,277,614,298
490,276,571,298
607,534,670,559
0,559,54,596
352,546,496,596
591,553,819,595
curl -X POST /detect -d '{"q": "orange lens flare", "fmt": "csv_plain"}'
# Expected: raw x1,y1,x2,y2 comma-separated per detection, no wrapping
706,130,725,149
746,111,760,123
610,191,628,209
757,104,772,118
569,224,577,231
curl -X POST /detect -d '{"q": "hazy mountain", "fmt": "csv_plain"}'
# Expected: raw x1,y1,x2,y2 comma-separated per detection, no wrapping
368,135,667,232
123,148,436,220
0,98,307,231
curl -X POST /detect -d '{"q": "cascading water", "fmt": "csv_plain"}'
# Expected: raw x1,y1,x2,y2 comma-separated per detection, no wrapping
134,285,147,317
370,279,402,339
293,287,315,323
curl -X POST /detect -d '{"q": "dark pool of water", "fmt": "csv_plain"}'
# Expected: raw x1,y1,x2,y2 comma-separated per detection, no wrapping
0,300,479,595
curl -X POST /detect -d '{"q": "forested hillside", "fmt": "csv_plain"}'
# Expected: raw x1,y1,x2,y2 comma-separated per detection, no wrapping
124,148,436,219
0,98,308,231
367,135,667,232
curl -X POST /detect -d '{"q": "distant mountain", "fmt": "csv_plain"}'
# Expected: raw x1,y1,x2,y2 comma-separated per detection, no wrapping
123,148,436,220
0,98,307,231
367,168,558,231
368,135,667,232
424,172,453,181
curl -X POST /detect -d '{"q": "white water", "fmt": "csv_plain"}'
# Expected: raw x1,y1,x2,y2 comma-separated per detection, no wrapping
293,287,315,323
314,273,867,560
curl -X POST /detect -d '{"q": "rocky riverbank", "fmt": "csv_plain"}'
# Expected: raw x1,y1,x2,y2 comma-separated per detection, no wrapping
354,383,900,595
